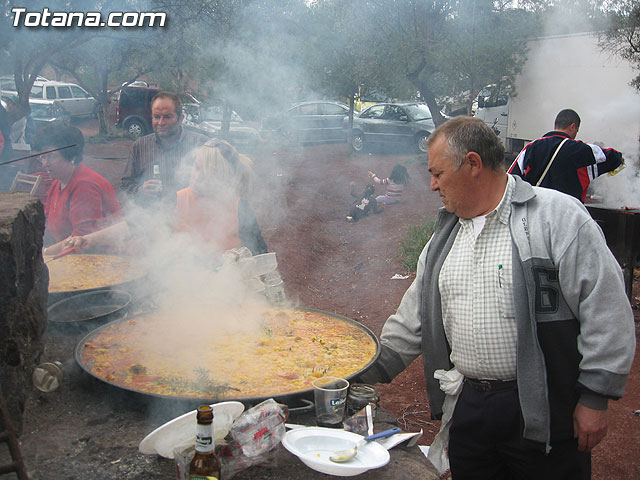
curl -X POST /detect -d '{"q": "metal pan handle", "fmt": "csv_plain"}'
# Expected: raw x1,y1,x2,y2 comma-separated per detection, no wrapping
286,398,314,414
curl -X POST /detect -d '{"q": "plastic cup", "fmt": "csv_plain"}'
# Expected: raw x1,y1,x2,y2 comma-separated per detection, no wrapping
312,377,349,428
252,252,278,276
32,361,63,392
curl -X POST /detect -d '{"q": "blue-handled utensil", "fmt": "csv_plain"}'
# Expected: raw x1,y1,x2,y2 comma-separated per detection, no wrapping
329,427,402,463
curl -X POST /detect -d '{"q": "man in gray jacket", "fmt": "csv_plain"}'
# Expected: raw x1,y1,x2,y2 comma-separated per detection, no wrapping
361,117,635,479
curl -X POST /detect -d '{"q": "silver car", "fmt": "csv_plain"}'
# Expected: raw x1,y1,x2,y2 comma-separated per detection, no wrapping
29,81,97,117
261,101,354,144
348,102,435,154
182,103,261,151
29,99,71,132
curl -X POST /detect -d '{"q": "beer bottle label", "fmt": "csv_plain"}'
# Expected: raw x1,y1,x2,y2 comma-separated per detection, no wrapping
194,424,214,453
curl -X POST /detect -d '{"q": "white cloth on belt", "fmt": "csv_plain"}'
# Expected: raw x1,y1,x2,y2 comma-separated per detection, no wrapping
426,368,464,475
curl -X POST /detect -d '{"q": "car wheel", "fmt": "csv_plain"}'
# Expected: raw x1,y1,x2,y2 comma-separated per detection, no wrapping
351,131,365,153
279,127,298,146
125,118,146,139
415,132,430,154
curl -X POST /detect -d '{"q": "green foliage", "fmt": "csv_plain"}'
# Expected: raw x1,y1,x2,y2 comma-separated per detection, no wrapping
3,0,636,128
398,220,435,272
600,0,640,90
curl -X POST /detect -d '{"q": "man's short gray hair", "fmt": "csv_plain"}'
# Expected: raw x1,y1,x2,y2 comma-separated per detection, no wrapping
427,116,505,171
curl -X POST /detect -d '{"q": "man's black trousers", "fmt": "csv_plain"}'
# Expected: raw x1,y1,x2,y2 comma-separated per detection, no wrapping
448,381,591,479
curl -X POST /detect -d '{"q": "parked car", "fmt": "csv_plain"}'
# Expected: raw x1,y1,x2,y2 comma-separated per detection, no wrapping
115,85,200,138
0,97,69,149
28,98,71,134
347,102,435,154
0,80,18,94
28,81,97,117
121,80,149,88
182,103,261,150
261,101,354,144
115,85,157,138
354,89,393,113
0,75,49,93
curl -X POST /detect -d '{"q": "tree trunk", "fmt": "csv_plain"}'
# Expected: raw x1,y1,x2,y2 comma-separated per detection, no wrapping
98,102,108,135
98,71,109,136
347,92,355,144
414,80,447,127
221,102,232,137
406,59,448,127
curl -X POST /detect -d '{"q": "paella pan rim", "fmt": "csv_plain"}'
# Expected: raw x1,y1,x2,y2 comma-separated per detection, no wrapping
48,289,132,325
46,253,147,304
73,307,381,405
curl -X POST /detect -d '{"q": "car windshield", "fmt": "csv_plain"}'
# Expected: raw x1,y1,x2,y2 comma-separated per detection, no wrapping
201,106,242,122
30,86,43,98
404,104,432,121
30,103,54,117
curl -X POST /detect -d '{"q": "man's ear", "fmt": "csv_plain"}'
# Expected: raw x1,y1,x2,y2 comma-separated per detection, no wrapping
466,151,483,176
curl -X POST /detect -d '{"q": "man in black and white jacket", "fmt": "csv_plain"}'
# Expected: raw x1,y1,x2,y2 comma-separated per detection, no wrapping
508,109,623,202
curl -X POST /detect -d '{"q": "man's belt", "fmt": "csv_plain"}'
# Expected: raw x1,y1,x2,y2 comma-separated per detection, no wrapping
464,378,517,392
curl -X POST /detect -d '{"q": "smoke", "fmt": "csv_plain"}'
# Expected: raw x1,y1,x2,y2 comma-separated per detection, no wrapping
528,8,640,206
589,163,640,208
117,178,295,331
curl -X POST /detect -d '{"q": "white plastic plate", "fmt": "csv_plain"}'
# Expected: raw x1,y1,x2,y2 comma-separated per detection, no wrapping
281,427,390,477
139,401,245,458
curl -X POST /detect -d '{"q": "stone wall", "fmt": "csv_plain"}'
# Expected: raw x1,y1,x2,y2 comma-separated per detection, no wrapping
0,192,47,435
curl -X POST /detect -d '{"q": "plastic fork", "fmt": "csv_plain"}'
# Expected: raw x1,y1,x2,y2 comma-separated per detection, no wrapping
329,427,402,463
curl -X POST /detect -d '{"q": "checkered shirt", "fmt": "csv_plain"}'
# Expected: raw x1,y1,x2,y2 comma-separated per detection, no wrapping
438,175,517,380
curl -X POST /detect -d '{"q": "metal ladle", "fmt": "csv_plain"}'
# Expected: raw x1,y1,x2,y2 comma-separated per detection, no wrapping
329,427,402,463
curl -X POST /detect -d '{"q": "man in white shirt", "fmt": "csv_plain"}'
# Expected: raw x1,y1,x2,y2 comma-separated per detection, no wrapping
360,116,635,479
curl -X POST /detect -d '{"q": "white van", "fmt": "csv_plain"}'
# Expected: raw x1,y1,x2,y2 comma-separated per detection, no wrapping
474,33,640,159
29,81,97,117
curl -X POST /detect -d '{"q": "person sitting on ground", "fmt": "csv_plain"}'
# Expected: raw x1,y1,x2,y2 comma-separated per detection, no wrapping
67,139,267,256
368,164,410,205
38,123,121,256
346,182,383,222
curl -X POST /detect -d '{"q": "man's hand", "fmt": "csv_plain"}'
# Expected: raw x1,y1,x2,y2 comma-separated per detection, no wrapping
573,402,608,452
67,235,90,253
141,179,163,196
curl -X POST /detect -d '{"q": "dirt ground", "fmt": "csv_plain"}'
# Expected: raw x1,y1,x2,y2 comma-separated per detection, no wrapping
5,117,639,479
244,139,640,480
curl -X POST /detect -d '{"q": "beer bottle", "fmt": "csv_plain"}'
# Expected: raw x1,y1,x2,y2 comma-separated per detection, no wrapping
189,405,221,480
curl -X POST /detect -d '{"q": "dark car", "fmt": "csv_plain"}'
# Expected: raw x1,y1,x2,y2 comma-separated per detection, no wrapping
182,103,261,150
115,86,159,138
261,101,354,144
347,102,435,154
115,86,199,138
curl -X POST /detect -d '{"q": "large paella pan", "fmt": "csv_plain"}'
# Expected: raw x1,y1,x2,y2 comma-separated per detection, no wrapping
46,254,147,302
74,306,380,404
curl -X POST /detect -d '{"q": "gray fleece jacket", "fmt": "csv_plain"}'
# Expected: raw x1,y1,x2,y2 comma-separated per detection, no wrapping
365,175,635,449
